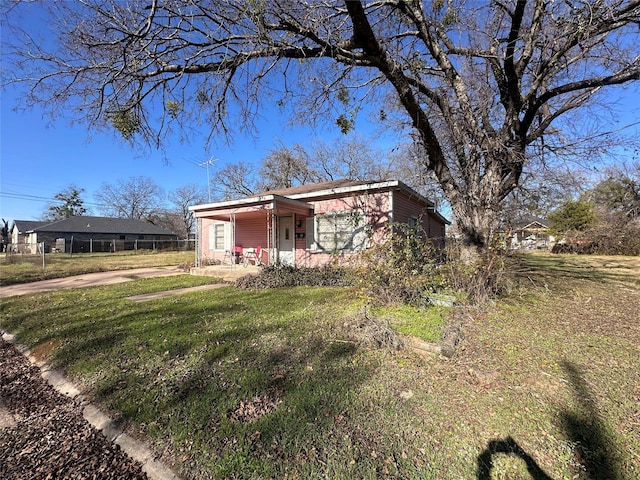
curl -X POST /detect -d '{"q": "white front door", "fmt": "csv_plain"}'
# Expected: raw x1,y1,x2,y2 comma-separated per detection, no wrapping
278,216,295,265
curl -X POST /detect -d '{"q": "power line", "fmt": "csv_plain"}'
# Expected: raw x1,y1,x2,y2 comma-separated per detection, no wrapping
0,191,108,208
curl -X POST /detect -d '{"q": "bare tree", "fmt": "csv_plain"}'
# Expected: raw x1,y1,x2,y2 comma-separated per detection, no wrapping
251,137,396,192
308,137,397,183
94,176,165,221
212,162,260,200
4,0,640,249
259,142,321,191
167,183,207,238
214,136,401,196
589,161,640,219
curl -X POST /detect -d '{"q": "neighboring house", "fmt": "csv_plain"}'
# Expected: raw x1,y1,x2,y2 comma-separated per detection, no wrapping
507,218,555,251
190,179,449,267
10,220,49,247
9,216,177,253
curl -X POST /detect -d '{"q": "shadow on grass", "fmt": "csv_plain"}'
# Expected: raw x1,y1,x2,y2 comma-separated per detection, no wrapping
516,253,640,288
476,437,552,480
559,360,621,480
477,361,622,480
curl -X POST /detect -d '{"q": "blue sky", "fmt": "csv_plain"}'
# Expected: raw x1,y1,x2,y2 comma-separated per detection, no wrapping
0,1,362,223
3,85,637,223
0,82,345,222
1,3,639,224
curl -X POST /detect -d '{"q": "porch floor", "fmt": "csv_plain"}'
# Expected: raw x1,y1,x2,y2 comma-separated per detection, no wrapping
190,264,261,282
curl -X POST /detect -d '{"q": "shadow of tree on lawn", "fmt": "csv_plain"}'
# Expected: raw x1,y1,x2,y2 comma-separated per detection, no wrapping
476,436,553,480
477,360,622,480
559,360,621,480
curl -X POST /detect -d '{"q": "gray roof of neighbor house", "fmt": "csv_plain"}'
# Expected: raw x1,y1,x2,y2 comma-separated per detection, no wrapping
23,216,176,236
12,220,49,233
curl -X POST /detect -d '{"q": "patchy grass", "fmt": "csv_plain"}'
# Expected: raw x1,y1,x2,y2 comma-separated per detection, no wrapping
0,250,194,286
370,304,448,343
1,253,639,479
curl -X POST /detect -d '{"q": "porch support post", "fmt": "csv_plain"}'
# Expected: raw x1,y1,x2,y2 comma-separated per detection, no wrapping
265,210,270,266
292,213,297,267
270,211,277,265
195,217,201,268
230,213,236,270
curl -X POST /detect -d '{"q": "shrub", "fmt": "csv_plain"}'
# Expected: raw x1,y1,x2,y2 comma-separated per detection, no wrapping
554,217,640,256
356,223,447,306
440,237,517,304
235,264,356,289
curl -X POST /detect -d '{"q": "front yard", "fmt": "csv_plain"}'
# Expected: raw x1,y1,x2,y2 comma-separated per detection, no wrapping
0,250,194,286
1,255,638,479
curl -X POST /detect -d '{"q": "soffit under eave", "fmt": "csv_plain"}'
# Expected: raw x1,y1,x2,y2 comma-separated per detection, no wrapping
193,199,313,219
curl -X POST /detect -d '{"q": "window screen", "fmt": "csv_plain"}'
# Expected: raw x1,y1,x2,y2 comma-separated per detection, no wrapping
313,211,367,253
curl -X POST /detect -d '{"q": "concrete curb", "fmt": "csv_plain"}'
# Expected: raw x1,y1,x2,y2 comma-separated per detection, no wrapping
1,331,181,480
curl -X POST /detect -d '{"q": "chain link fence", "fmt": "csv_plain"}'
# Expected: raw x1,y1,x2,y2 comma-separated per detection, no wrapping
4,239,195,262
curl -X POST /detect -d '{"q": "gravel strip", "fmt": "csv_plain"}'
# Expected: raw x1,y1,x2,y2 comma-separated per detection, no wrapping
0,337,149,480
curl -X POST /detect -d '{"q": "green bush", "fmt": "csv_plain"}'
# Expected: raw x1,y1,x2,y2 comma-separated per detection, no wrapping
235,264,356,289
356,223,447,306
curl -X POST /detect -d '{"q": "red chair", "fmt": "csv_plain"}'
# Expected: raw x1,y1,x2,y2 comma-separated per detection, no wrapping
223,245,243,265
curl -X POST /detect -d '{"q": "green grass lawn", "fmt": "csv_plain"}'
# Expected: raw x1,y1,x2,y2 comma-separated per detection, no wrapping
0,250,194,286
1,254,638,479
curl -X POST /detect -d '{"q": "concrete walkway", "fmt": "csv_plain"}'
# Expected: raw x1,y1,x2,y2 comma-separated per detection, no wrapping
126,283,227,302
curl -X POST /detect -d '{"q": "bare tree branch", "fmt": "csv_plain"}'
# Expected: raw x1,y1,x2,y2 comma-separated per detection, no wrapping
3,0,639,247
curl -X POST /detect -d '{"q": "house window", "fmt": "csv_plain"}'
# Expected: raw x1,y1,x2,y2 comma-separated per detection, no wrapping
119,235,126,240
407,216,418,228
312,211,367,253
209,223,227,250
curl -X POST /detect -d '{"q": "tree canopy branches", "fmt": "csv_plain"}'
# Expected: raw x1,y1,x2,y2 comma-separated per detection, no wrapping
3,0,639,247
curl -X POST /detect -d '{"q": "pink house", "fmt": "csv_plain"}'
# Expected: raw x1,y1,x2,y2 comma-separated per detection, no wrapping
189,180,449,268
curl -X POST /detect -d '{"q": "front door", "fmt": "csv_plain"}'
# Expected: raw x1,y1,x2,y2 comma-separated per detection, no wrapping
278,216,294,265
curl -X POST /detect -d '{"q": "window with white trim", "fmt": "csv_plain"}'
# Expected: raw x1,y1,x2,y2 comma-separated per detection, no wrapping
311,211,368,253
209,222,227,250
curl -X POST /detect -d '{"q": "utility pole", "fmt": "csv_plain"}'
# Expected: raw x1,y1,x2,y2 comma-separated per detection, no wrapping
198,158,215,202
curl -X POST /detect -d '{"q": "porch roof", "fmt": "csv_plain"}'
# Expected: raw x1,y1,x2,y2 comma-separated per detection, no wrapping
190,194,313,220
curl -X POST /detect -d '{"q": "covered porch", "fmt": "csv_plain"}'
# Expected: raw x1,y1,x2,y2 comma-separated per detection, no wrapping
191,194,313,268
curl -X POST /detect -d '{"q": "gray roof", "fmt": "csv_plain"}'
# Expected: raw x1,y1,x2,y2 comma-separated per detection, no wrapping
25,216,176,236
12,220,49,233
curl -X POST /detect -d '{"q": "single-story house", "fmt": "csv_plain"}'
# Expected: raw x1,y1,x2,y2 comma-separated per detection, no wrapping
10,220,49,247
507,218,556,251
189,179,450,267
10,216,178,253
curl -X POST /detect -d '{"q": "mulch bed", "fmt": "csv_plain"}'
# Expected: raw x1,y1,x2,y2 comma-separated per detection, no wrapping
0,337,148,480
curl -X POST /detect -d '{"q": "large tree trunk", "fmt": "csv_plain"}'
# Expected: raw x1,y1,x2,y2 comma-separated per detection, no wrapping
452,202,498,250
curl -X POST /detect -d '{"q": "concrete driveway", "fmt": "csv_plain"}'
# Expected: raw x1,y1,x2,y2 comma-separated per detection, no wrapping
0,266,187,298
